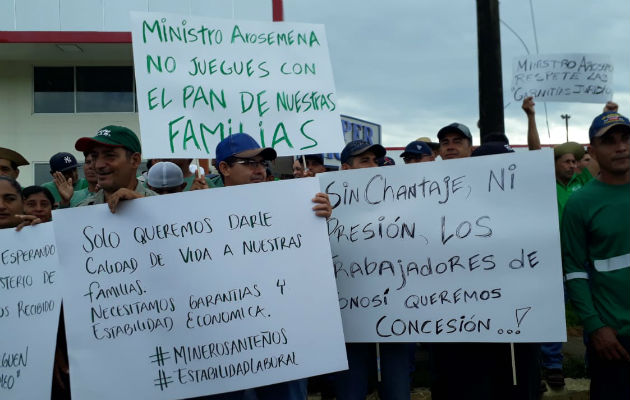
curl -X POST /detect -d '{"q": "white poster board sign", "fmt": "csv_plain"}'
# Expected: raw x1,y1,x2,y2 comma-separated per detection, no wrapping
52,178,346,400
131,12,345,159
0,224,61,399
319,150,566,342
511,53,613,103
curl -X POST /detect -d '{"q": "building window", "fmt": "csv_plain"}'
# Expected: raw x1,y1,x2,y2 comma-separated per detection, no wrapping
33,67,74,113
34,66,136,113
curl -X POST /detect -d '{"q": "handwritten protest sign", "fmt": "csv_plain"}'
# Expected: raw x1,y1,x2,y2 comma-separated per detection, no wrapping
52,178,346,399
511,53,613,103
0,224,60,399
319,150,566,342
130,12,345,159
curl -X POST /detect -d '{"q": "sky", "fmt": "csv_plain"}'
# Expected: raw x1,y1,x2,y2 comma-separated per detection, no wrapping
262,0,630,147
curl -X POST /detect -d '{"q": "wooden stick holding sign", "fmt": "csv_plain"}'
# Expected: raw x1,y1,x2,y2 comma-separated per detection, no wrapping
302,155,309,175
376,343,382,382
511,343,517,385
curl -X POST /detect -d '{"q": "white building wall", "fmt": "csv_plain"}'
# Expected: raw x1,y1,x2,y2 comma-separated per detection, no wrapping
0,0,271,31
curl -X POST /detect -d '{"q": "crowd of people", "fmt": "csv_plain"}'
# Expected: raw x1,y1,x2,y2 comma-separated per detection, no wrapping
0,97,628,400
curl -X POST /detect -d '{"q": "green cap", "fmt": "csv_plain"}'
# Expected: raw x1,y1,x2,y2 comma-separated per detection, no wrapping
554,141,585,160
75,126,141,154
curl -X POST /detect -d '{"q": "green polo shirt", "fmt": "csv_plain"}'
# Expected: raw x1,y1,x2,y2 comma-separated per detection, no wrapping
70,188,96,207
42,178,89,205
556,168,592,223
561,179,630,336
76,181,156,206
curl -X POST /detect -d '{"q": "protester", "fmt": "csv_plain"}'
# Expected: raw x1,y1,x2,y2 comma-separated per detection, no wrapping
42,152,88,206
146,161,186,195
437,123,473,160
340,140,386,170
212,132,332,400
562,111,630,400
265,167,276,181
22,185,53,222
0,176,24,228
553,142,595,223
292,158,305,178
523,97,580,387
0,176,39,230
400,140,435,164
74,125,156,210
0,147,29,180
470,141,514,157
417,137,440,158
304,154,327,175
333,139,413,400
474,140,544,398
430,130,541,400
577,149,599,176
377,155,396,166
67,153,99,206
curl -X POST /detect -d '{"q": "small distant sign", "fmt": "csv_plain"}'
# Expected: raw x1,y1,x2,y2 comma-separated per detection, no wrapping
511,54,613,103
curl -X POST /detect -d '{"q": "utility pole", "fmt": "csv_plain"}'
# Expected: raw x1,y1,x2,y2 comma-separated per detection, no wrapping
272,0,284,21
476,0,505,144
561,114,570,142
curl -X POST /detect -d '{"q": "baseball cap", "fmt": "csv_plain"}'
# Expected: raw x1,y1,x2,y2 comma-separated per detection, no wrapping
417,137,440,150
588,111,630,141
49,152,79,173
75,125,142,154
0,147,29,166
215,133,277,165
554,142,585,160
472,142,515,157
147,161,184,188
437,123,473,142
400,140,432,158
377,156,396,166
340,140,386,164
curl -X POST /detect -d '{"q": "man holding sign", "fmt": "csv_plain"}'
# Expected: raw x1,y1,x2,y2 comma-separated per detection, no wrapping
75,125,156,209
431,128,542,400
213,132,333,400
333,140,415,400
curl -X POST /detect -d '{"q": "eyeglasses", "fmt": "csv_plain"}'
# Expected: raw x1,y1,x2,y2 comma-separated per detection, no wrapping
231,159,270,169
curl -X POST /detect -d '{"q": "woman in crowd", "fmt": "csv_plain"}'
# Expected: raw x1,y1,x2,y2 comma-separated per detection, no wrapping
0,176,27,229
22,185,54,222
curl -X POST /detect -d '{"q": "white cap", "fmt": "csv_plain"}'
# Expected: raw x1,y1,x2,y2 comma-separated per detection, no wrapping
147,161,184,188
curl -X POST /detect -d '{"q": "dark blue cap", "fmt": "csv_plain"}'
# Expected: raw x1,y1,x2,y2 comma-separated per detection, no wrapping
340,140,386,164
471,142,515,157
589,111,630,141
49,152,79,173
437,122,473,142
377,156,396,166
400,140,432,158
215,133,277,165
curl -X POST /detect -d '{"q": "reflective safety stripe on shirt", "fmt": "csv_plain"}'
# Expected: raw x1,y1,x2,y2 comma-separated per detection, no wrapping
564,272,589,281
593,253,630,272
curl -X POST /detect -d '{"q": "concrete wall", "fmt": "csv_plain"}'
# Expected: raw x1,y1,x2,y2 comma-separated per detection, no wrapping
0,0,271,31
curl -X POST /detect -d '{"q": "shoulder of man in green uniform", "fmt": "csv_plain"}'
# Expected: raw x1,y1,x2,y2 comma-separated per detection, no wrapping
77,181,156,207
